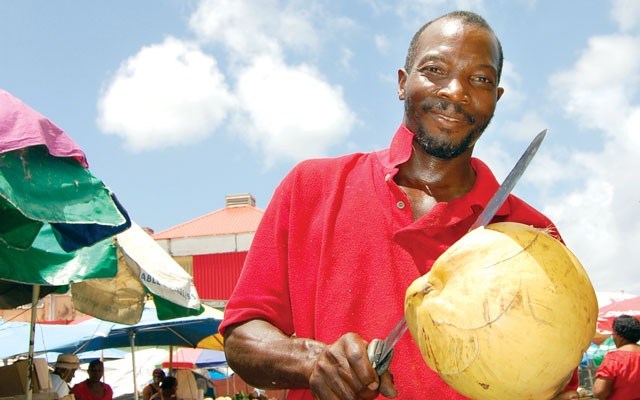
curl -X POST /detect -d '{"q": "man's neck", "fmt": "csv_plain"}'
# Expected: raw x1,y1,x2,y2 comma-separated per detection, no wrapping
395,143,476,202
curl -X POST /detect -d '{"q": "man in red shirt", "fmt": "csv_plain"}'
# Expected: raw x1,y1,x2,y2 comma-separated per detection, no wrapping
221,10,579,400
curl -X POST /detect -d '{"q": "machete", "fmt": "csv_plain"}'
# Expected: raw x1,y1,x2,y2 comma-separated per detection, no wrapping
367,128,547,375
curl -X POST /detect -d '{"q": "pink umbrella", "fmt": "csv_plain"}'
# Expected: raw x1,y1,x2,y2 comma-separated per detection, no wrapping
597,295,640,335
0,89,87,166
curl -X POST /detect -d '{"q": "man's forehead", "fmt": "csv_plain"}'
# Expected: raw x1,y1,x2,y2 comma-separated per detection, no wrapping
433,18,466,37
419,17,494,44
416,17,499,63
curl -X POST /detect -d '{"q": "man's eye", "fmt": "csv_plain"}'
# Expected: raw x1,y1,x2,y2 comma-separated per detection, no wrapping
421,66,442,75
473,76,494,85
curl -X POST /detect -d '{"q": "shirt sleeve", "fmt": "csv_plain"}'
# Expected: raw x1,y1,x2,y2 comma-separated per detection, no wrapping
219,169,295,337
596,352,618,381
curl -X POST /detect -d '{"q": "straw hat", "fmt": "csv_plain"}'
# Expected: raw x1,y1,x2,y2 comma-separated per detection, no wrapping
55,354,80,370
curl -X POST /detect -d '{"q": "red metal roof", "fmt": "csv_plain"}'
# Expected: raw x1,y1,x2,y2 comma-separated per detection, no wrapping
153,205,264,239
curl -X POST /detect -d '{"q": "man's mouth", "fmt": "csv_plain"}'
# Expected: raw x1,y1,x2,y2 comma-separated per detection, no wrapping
423,101,475,125
431,111,466,123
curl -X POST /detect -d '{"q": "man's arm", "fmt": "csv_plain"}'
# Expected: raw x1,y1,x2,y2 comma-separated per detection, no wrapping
224,319,397,400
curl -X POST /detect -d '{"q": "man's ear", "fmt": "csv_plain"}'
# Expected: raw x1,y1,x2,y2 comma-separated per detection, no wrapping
497,86,504,102
398,69,407,100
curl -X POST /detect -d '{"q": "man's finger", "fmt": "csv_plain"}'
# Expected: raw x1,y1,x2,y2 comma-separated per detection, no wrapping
379,371,398,399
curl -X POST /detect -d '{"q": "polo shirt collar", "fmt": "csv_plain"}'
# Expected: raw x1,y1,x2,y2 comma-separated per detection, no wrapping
382,124,511,218
383,124,414,170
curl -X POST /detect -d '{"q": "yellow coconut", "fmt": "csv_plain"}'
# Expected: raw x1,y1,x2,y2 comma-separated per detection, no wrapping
405,222,597,400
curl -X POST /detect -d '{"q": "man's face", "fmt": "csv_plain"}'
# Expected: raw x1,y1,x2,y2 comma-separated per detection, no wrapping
62,368,76,383
88,363,104,382
153,373,164,384
399,17,504,159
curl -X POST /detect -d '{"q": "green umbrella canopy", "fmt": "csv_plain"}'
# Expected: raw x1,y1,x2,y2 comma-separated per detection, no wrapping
0,146,130,252
0,222,117,288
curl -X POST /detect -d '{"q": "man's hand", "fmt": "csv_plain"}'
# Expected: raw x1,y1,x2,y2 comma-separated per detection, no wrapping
308,333,398,400
551,390,579,400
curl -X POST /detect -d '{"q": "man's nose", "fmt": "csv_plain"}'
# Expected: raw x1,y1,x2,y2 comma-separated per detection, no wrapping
436,77,469,104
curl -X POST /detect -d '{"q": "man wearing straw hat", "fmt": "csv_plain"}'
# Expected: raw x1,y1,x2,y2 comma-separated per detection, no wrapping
51,354,80,398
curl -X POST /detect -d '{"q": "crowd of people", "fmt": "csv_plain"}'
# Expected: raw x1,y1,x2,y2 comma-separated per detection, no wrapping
50,355,180,400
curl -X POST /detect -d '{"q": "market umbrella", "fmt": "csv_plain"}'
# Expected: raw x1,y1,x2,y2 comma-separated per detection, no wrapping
0,88,132,400
57,303,222,353
69,222,203,324
0,220,203,324
596,295,640,335
196,333,224,351
46,302,223,399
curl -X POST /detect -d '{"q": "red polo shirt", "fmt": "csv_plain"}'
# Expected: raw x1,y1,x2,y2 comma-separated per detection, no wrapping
221,125,573,399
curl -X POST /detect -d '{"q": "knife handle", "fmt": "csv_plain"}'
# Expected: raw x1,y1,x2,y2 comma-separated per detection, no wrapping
367,338,393,376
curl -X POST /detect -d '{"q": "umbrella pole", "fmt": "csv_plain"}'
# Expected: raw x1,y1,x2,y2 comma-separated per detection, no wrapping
169,345,173,376
26,284,40,400
130,331,138,400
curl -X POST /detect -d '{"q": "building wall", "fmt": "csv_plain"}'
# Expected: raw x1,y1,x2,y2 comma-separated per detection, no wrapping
193,252,247,301
0,294,76,323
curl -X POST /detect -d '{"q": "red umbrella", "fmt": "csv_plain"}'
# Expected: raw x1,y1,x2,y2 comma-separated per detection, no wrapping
597,295,640,335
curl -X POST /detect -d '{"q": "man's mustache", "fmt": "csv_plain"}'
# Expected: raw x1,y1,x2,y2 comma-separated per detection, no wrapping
422,100,475,124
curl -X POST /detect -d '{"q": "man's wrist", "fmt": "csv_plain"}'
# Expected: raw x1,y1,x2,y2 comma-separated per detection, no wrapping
297,337,327,383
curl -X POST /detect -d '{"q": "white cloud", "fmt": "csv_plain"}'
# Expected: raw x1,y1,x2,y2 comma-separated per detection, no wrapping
544,31,640,293
234,55,356,166
189,0,319,59
97,0,358,168
186,0,357,167
611,0,640,32
549,34,640,135
97,37,234,152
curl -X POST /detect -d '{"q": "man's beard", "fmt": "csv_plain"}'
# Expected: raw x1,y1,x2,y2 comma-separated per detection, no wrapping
408,99,493,159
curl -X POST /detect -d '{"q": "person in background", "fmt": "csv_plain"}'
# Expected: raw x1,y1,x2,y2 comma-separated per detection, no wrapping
159,376,178,400
50,354,80,399
593,314,640,399
71,359,113,400
221,9,580,400
143,368,166,400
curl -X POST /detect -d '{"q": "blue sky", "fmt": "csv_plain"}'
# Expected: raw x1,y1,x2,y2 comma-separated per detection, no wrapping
1,0,639,295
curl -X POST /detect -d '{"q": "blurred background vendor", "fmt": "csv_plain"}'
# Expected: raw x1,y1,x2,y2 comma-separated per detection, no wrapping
593,314,640,399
